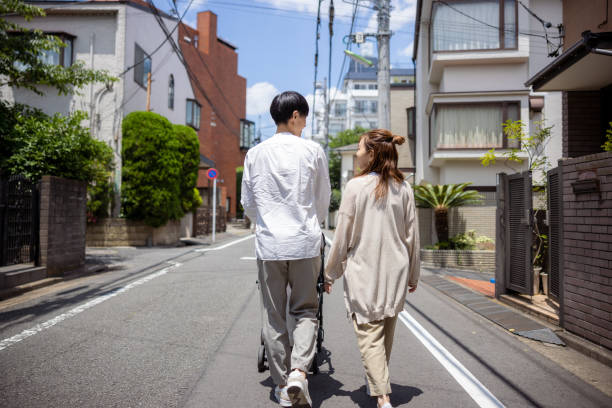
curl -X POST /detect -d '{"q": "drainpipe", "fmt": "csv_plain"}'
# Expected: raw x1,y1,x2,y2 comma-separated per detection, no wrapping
92,82,114,139
89,32,95,134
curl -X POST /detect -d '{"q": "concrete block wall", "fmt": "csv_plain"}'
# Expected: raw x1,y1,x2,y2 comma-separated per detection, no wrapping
561,152,612,350
417,206,496,246
39,176,87,276
421,249,495,274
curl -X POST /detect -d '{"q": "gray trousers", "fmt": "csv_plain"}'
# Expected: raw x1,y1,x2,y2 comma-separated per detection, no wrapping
258,256,320,386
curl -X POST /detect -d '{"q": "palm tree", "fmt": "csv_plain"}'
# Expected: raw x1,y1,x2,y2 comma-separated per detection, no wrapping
413,183,482,244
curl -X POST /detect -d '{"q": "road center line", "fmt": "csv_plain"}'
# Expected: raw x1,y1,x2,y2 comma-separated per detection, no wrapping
398,311,505,408
194,234,255,252
0,261,182,352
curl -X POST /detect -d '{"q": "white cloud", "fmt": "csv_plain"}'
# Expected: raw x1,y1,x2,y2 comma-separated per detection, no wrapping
399,41,413,57
359,41,376,57
390,0,417,31
247,82,279,116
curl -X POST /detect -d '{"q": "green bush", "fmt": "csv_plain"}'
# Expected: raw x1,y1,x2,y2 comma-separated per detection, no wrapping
0,102,113,183
329,188,342,212
173,124,202,212
121,111,183,228
425,230,494,250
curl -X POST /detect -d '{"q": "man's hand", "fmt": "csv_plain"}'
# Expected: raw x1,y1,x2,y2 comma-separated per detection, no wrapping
408,284,418,293
324,282,332,294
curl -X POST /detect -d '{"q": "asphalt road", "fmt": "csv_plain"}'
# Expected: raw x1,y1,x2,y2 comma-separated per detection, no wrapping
0,234,611,408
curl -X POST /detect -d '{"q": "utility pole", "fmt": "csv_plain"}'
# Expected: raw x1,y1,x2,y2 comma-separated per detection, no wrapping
376,0,391,129
322,78,329,157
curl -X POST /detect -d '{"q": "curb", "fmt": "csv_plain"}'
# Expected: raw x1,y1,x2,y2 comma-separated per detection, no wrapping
556,330,612,369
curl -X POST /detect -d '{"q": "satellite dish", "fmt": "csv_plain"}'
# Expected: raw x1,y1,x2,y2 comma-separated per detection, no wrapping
344,50,373,67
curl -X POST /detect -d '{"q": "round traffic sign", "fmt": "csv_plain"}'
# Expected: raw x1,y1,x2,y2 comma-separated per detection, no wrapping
206,168,218,180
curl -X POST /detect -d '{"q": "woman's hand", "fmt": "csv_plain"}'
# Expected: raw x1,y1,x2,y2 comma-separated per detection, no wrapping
324,282,332,294
408,284,418,293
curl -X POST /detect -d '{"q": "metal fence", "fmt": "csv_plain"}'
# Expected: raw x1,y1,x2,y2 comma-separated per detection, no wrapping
0,175,39,267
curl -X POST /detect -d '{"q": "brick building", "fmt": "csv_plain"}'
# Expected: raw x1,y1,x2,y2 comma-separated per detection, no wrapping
179,12,249,219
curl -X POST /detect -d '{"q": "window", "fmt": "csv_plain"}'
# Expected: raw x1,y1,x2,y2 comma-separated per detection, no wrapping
431,0,517,52
334,102,347,117
369,101,378,114
355,100,369,113
368,84,378,90
134,44,152,88
329,123,345,136
39,33,74,67
240,119,255,149
407,107,415,139
186,99,201,129
430,102,520,152
168,75,174,109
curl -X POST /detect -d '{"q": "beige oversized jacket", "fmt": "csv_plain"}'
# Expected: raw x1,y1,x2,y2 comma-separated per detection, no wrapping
324,174,420,325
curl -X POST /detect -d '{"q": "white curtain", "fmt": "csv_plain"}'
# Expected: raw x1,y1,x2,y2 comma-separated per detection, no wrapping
433,104,503,149
432,0,500,51
504,0,517,48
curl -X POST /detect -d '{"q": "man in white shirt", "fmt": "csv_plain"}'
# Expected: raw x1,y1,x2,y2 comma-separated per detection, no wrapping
241,91,331,408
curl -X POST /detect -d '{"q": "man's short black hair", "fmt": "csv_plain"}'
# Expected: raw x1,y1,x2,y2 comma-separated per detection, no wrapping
269,91,309,125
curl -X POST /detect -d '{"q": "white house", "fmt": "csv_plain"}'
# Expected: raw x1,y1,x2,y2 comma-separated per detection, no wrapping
311,58,415,143
1,0,195,214
413,0,564,189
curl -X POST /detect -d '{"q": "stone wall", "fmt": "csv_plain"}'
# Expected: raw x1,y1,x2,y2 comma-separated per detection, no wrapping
560,151,612,350
39,176,86,276
87,213,193,247
421,249,495,274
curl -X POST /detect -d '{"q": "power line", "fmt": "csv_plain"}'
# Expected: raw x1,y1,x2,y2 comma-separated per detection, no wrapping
147,0,242,138
330,0,359,107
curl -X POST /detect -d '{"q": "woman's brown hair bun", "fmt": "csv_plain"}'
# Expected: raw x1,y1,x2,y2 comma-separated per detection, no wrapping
392,134,405,146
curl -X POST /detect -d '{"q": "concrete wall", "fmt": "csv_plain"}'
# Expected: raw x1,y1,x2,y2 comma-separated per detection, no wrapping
390,86,415,170
560,151,612,350
39,176,87,276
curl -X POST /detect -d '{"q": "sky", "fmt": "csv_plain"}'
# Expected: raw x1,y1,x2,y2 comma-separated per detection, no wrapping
155,0,417,139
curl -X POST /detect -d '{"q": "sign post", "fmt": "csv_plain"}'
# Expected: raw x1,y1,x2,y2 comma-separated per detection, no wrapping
207,168,218,243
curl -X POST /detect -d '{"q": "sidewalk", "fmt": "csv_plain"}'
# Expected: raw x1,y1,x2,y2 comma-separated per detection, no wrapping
0,225,253,302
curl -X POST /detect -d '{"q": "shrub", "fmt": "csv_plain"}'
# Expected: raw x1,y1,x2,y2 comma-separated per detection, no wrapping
329,188,342,212
173,124,202,212
121,111,183,228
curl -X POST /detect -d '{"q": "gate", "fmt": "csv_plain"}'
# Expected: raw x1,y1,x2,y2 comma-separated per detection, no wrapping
499,171,533,295
0,175,39,267
547,167,563,302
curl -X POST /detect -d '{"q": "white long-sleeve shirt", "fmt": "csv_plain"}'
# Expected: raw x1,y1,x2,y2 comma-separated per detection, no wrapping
241,132,331,260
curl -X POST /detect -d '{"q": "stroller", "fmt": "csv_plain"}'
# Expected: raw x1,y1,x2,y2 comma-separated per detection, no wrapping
257,233,327,375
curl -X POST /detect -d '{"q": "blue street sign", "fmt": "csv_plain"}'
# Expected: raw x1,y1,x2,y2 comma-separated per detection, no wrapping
207,168,218,180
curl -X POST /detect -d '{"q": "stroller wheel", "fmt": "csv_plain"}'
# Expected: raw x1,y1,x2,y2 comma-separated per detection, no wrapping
257,344,266,372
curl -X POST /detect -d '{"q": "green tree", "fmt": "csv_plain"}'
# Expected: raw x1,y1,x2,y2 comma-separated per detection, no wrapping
602,122,612,152
121,111,183,228
0,0,115,95
413,183,482,244
173,124,202,212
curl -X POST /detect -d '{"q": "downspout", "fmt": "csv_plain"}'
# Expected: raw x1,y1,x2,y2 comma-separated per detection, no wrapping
89,32,95,135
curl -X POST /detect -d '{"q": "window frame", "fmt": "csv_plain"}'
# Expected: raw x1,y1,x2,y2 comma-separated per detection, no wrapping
42,32,75,67
186,99,202,130
428,100,521,155
134,43,152,89
240,119,255,150
168,74,175,110
429,0,518,57
407,107,416,140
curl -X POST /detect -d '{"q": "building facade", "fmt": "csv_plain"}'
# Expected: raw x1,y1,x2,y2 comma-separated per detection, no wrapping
413,0,564,188
1,0,196,215
179,11,248,220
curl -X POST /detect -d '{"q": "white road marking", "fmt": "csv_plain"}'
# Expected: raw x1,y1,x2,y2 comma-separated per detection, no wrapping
194,234,255,252
0,261,182,352
324,235,503,407
399,311,505,408
240,257,257,260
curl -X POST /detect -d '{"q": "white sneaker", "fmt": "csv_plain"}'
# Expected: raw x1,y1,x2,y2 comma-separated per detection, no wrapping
379,403,393,408
274,385,292,407
287,370,312,408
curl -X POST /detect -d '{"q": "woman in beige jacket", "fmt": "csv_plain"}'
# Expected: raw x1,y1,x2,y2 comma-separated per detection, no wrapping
324,128,420,408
